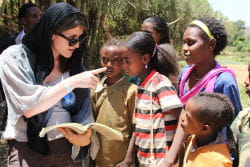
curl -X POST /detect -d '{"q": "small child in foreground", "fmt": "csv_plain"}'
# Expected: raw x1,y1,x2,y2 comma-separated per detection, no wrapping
181,92,234,167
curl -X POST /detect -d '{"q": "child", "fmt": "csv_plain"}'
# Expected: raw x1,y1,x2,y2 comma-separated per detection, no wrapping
128,44,180,88
181,92,234,167
141,17,170,44
91,39,137,167
164,18,242,167
130,17,177,86
230,60,250,167
119,31,183,167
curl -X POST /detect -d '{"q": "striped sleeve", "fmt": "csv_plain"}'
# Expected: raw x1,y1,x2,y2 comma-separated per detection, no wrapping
156,79,182,112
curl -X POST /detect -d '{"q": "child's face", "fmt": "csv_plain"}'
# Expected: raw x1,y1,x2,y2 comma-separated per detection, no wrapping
244,61,250,97
181,99,203,135
22,6,42,32
141,22,160,44
100,46,122,78
182,27,214,65
120,46,145,77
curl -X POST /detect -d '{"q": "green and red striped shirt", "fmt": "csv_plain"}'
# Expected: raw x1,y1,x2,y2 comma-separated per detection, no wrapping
134,70,182,166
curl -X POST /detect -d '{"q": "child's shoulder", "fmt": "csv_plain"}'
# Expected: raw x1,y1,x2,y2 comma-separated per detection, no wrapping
231,107,250,135
152,72,175,88
109,77,137,92
190,144,232,166
184,135,232,167
120,77,138,91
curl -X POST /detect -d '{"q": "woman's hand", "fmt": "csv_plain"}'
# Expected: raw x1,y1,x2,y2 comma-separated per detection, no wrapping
58,127,91,146
68,67,107,89
24,67,107,118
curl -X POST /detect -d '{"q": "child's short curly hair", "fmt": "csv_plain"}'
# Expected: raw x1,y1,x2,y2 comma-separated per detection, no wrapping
190,92,234,132
189,17,227,56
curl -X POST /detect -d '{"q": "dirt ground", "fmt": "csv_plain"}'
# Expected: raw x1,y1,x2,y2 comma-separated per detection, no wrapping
226,64,248,84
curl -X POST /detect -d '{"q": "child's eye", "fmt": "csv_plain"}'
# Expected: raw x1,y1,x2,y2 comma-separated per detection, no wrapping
187,41,195,46
101,57,122,64
122,58,131,64
101,58,109,64
183,39,195,47
112,58,122,64
126,59,132,64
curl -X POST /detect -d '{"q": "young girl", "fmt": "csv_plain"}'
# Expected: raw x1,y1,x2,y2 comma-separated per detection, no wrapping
141,17,170,44
130,17,171,86
91,39,137,167
119,31,182,167
0,3,106,167
139,17,180,88
162,17,242,167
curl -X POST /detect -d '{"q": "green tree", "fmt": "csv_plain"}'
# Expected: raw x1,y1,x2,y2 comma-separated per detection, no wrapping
0,0,230,68
234,20,246,38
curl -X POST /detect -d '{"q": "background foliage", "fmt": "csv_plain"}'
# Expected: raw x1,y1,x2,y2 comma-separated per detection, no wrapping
0,0,248,68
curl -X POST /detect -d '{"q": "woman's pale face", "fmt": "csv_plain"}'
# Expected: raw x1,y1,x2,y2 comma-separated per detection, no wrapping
51,25,84,59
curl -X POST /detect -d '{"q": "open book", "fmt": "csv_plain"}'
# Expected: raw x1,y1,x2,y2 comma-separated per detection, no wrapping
39,122,123,141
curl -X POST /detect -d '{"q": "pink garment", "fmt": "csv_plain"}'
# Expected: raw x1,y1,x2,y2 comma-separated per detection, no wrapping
179,63,236,105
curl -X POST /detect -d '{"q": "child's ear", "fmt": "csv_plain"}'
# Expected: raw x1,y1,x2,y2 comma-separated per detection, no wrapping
208,38,216,50
201,124,211,133
142,54,151,64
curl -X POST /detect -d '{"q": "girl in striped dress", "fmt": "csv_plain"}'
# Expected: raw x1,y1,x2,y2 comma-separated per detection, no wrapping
118,31,182,167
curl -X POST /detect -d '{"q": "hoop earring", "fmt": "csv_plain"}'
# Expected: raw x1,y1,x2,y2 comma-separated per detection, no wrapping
145,64,148,69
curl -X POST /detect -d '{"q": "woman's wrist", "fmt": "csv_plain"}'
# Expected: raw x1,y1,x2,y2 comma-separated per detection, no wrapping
64,77,77,91
62,80,73,93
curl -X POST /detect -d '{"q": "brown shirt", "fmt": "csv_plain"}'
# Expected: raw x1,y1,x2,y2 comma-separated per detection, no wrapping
91,77,137,167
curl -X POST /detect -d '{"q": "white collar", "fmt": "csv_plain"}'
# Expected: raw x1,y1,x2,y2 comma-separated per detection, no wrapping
15,30,25,44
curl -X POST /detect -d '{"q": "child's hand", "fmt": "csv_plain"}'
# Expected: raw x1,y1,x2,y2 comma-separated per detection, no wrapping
57,127,91,146
159,157,174,167
115,159,131,167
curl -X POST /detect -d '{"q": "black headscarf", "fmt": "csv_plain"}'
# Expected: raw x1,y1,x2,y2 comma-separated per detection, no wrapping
22,2,88,154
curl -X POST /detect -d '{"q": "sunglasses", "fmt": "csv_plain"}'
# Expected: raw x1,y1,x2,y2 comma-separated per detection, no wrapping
55,32,86,46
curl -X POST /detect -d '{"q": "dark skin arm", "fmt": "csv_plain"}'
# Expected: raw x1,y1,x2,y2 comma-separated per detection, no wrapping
115,132,136,167
160,109,186,167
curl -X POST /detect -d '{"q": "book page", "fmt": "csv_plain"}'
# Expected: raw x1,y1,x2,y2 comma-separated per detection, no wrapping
39,122,123,141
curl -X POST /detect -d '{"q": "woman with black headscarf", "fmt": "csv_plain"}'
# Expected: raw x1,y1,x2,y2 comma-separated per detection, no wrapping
0,2,106,167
